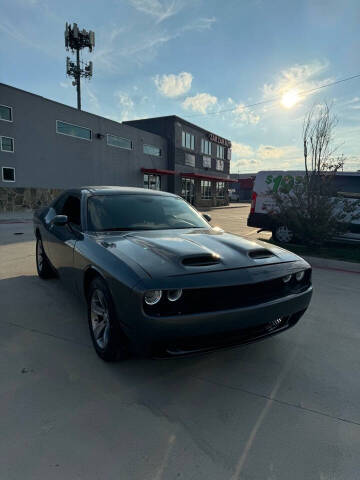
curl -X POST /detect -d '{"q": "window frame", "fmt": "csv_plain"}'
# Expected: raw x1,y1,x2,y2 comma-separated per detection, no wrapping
0,105,13,123
201,138,212,155
216,181,225,198
143,173,161,190
182,130,195,150
0,136,14,153
56,120,92,141
2,166,15,182
201,180,212,199
143,144,161,157
106,133,132,150
216,144,225,159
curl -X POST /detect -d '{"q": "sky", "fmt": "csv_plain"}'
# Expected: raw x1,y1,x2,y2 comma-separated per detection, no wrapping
1,0,360,173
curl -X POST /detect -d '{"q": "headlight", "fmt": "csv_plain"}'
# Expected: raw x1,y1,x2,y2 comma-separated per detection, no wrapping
167,289,183,302
295,271,305,281
282,274,292,284
144,290,162,305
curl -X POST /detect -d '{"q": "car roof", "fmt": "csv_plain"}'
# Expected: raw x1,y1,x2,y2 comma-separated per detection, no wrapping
80,186,177,197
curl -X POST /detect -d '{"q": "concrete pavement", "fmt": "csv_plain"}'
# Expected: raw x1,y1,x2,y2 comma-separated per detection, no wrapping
0,219,359,479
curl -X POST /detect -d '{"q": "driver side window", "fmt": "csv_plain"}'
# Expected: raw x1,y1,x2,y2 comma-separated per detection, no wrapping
61,195,81,227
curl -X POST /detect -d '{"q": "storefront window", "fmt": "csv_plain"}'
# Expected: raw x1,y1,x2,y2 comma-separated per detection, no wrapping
144,173,161,190
216,182,225,198
201,180,212,199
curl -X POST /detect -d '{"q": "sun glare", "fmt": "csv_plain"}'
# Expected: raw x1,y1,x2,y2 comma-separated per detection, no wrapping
281,90,300,109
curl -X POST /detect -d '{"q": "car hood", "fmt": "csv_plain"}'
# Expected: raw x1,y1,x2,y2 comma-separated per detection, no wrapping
93,228,300,279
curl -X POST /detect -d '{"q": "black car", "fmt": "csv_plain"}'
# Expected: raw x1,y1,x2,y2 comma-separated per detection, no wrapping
33,186,312,361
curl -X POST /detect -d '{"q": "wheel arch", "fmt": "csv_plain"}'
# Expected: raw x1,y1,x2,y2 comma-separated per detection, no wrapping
83,266,107,299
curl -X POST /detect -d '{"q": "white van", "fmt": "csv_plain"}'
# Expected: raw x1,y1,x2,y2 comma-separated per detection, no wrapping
247,171,360,243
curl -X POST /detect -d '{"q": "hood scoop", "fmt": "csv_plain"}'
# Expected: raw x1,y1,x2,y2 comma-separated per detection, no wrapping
248,248,275,260
182,254,221,267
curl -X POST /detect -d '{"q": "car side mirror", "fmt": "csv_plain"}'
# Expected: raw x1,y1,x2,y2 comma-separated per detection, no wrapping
203,214,211,222
51,214,68,226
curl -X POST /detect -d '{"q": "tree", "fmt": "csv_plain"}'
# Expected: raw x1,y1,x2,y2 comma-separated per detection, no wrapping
269,103,359,246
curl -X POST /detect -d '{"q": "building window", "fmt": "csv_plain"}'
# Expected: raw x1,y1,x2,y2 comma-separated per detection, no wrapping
1,136,14,152
203,156,211,168
143,144,161,156
216,182,225,198
0,105,12,122
2,167,15,182
216,159,224,171
201,139,212,155
182,131,195,150
144,173,161,190
216,144,225,159
56,120,92,140
185,153,195,167
107,134,132,150
227,148,231,160
201,180,212,199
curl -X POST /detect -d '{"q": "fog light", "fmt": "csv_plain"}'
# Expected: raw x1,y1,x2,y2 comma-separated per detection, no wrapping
144,290,162,305
167,289,183,302
295,271,305,281
282,274,292,283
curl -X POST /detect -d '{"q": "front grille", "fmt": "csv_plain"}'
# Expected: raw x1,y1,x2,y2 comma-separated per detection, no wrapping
155,310,305,357
144,269,311,317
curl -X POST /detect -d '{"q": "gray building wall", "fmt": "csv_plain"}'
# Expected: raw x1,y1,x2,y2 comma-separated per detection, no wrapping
0,83,168,192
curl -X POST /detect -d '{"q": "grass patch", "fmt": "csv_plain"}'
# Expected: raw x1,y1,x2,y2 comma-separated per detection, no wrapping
262,238,360,263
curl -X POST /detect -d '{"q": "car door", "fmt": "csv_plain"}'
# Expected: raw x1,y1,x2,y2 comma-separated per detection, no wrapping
47,193,82,285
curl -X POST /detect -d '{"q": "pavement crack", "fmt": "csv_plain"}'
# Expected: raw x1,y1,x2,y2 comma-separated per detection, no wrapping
191,375,360,428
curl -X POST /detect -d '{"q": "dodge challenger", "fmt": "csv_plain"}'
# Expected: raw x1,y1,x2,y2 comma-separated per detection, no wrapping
33,186,312,361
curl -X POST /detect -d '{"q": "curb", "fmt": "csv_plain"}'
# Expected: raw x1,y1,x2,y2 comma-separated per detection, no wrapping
304,255,360,274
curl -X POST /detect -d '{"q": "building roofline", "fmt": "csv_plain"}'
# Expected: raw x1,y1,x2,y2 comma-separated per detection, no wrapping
125,115,231,143
0,82,166,141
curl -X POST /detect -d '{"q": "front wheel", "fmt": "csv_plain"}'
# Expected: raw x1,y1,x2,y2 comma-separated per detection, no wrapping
272,225,294,244
87,277,130,362
36,237,55,279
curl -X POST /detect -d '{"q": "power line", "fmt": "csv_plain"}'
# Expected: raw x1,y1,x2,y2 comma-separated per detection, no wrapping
183,73,360,119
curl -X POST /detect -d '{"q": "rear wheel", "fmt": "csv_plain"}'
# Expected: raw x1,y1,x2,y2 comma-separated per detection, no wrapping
87,277,130,362
36,236,55,279
272,225,294,244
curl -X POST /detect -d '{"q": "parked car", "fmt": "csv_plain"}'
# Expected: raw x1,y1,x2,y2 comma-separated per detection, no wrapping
248,171,360,243
34,186,313,361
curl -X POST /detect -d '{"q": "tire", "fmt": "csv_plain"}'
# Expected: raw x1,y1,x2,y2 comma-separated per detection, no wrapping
87,277,130,362
36,236,55,279
272,225,294,244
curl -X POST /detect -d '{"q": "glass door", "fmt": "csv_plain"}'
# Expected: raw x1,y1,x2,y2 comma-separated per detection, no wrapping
181,178,195,204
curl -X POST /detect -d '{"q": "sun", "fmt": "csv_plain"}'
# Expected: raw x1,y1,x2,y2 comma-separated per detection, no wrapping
281,90,300,109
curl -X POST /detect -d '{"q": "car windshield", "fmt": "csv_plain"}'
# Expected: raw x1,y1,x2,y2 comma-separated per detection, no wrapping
87,194,210,231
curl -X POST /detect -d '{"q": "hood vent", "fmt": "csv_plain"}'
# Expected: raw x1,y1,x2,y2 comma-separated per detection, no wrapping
182,254,221,267
248,248,275,260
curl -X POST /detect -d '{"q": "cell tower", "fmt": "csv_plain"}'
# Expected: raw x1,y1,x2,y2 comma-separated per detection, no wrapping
64,22,95,110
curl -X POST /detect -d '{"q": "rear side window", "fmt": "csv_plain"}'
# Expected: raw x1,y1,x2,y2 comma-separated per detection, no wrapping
61,195,81,226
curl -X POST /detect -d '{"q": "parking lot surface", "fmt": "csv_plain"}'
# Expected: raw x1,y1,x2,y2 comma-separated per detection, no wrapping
1,210,359,480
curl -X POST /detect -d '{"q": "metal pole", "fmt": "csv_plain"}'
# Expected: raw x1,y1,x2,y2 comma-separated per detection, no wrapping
76,48,81,110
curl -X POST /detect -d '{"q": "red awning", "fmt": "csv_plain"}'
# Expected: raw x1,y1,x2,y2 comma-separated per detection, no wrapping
180,172,238,183
141,168,176,175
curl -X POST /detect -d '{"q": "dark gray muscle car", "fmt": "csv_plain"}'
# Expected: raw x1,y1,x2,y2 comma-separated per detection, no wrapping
33,186,312,361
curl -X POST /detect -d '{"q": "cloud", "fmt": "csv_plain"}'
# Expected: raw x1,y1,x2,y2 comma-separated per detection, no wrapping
230,142,302,173
182,93,217,114
154,72,192,98
231,142,254,158
59,81,71,88
130,0,183,23
232,103,260,125
182,17,216,32
262,60,332,102
114,91,135,121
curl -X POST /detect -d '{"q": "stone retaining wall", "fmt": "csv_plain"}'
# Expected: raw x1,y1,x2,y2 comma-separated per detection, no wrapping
0,187,62,212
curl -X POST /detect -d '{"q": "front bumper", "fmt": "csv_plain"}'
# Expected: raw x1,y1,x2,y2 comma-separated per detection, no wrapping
122,286,312,357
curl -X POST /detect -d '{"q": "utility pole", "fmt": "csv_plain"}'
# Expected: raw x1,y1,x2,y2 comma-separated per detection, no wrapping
65,22,95,110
